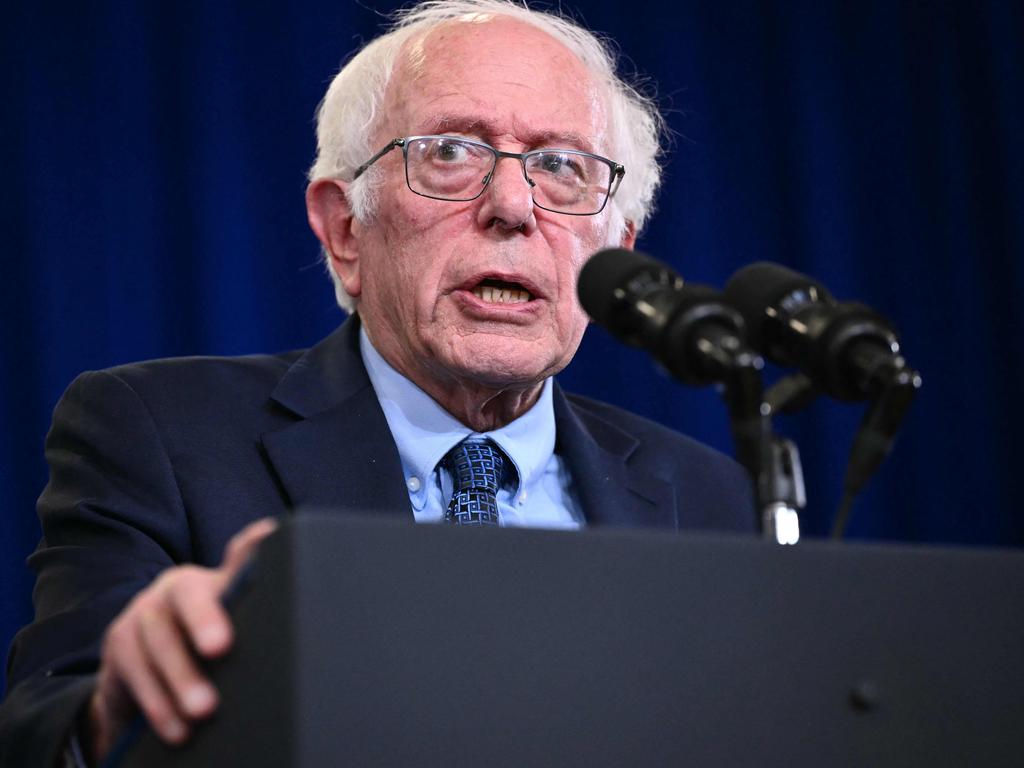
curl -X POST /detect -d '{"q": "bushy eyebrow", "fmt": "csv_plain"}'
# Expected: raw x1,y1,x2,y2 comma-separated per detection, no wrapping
421,114,595,153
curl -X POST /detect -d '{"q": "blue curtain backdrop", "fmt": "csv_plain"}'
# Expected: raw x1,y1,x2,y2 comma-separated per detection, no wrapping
3,1,1022,693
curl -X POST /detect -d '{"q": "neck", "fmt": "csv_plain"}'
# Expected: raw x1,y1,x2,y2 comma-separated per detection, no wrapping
361,323,548,431
417,377,544,432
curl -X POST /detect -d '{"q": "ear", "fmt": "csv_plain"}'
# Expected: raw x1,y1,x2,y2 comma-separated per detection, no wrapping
619,219,637,250
306,178,363,300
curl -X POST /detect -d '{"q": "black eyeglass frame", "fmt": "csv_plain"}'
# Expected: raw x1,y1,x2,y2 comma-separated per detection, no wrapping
352,135,626,216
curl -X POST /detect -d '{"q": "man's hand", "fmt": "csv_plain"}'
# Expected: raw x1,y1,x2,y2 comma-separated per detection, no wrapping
86,517,278,761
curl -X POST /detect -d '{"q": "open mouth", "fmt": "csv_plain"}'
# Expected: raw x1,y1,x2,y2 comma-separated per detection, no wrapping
470,278,535,305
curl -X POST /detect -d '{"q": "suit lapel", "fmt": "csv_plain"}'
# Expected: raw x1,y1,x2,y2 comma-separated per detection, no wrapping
260,318,412,520
553,385,678,530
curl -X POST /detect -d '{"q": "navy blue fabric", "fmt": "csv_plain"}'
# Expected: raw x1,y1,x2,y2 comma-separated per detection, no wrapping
3,1,1022,697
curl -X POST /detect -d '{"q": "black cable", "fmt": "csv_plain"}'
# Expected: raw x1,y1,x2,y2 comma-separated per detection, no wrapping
831,365,921,539
831,489,856,539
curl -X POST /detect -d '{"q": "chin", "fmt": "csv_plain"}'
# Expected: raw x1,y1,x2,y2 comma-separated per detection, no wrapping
443,335,565,389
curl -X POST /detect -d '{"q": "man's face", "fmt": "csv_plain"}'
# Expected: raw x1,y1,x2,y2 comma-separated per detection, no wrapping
339,18,631,395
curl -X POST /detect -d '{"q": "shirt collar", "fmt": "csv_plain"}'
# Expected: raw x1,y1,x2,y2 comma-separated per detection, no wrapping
358,327,556,503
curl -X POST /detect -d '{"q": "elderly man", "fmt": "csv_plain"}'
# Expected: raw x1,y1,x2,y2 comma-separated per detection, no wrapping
0,0,753,763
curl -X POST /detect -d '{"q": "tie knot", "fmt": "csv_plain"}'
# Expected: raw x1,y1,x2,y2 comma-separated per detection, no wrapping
442,438,508,526
443,438,507,495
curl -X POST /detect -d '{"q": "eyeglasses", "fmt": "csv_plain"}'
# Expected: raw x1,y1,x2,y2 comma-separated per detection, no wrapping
352,135,625,216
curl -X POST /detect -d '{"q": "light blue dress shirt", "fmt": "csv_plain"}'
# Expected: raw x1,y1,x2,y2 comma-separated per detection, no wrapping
359,329,584,529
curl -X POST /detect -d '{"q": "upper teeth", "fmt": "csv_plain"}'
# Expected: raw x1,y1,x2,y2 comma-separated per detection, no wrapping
473,286,532,304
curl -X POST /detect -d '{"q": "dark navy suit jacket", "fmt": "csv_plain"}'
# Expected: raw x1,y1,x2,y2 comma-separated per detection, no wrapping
0,317,754,763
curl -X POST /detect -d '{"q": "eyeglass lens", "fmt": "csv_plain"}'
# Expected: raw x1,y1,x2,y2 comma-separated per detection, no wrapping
405,137,612,214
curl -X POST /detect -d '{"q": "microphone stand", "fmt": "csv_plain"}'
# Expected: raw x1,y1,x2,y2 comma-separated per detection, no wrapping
718,358,806,545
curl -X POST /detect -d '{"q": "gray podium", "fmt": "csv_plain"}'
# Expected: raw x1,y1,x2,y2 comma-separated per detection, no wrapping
120,514,1024,767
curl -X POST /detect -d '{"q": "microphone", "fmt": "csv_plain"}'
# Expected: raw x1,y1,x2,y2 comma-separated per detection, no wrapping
577,248,760,386
579,249,800,538
723,262,912,401
723,262,922,536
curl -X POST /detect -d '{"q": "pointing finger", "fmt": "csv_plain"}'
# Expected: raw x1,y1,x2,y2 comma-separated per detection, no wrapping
221,517,278,577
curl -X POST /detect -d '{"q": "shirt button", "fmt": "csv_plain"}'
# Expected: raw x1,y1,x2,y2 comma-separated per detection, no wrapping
407,476,421,492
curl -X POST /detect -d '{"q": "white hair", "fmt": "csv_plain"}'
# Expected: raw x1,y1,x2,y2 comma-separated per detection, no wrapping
308,0,666,310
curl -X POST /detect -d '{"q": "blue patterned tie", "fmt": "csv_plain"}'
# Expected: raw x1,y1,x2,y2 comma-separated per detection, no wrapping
442,438,506,526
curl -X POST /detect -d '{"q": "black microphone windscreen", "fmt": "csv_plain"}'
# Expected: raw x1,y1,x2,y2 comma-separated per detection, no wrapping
723,262,831,348
577,248,662,325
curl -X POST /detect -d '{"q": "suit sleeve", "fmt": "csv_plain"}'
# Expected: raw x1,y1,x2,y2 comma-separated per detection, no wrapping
0,369,194,765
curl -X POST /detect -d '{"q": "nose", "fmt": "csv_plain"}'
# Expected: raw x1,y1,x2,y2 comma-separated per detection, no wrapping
476,156,537,234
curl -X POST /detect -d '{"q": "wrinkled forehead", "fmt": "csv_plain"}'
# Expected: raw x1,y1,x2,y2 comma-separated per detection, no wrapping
382,16,610,154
